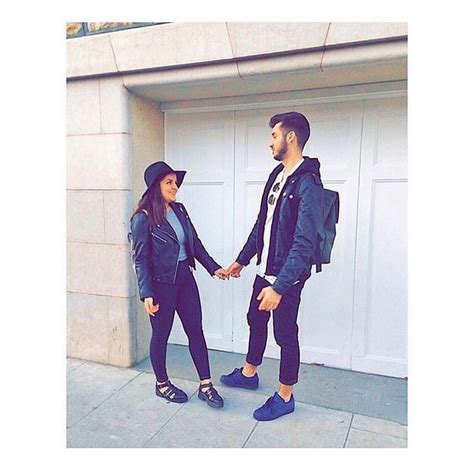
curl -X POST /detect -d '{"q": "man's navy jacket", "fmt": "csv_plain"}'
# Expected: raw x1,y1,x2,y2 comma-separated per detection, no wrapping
236,156,324,295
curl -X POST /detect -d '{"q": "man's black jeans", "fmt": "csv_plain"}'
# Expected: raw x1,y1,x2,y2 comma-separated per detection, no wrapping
149,261,211,383
245,275,306,385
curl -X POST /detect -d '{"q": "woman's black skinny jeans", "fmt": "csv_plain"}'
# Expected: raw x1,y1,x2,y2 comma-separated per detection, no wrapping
149,260,211,383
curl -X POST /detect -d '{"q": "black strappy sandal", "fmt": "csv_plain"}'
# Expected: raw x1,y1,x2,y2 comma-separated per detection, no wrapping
198,382,224,408
155,380,188,403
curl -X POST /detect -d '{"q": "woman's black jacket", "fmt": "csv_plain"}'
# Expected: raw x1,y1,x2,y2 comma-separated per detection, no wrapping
129,202,221,301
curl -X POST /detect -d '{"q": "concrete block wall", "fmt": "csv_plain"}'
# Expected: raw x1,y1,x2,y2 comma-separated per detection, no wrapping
67,71,165,366
67,76,138,366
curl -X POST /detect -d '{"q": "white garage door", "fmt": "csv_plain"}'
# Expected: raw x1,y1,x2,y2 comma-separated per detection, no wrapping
164,93,407,378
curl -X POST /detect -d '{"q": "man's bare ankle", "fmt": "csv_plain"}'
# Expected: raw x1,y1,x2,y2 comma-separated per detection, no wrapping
242,367,257,377
278,392,292,402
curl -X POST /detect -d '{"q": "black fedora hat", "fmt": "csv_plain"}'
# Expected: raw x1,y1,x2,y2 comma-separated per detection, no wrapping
142,161,186,197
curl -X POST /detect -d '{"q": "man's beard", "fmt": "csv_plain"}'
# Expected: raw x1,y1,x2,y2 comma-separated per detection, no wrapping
273,142,288,161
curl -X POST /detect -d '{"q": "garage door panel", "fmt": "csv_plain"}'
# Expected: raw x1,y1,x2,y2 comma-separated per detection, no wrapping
166,183,234,350
166,111,233,181
179,130,226,174
297,179,352,368
234,105,362,368
165,112,234,351
298,101,364,171
177,183,227,265
236,107,292,171
373,114,407,165
232,180,265,354
300,180,347,319
233,110,282,355
244,123,274,172
366,180,407,358
231,264,258,354
304,118,351,168
240,182,265,244
352,96,407,377
292,103,362,368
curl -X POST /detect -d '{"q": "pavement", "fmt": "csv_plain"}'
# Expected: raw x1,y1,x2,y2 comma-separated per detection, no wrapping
67,344,408,448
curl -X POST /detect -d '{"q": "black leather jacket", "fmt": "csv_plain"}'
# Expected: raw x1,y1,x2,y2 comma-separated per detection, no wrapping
236,157,324,295
130,201,221,301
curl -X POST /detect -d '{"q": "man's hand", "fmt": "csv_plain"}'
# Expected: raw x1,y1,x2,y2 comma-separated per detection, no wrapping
256,287,282,311
226,261,244,278
144,297,160,316
214,268,229,280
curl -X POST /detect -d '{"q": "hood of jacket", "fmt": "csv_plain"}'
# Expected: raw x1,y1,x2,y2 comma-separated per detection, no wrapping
295,156,322,184
270,156,322,185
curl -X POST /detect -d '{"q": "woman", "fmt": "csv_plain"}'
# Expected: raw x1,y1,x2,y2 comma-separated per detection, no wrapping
129,161,228,409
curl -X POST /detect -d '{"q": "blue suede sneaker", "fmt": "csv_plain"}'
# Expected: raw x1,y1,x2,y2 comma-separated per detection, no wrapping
253,392,295,421
220,367,259,390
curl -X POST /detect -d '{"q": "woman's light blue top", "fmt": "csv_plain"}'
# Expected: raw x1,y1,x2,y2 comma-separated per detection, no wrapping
166,208,189,261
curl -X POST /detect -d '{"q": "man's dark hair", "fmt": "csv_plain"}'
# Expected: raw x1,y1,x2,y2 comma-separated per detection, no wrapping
269,112,311,150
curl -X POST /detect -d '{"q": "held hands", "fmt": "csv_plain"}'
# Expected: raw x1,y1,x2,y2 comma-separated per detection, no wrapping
214,268,230,280
144,297,160,316
214,262,244,280
226,261,244,278
256,287,282,311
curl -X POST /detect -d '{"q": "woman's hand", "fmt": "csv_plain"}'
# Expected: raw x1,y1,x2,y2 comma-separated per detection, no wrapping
214,268,229,280
144,297,160,316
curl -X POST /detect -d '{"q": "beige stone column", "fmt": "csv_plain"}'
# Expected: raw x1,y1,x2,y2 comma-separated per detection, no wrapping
67,76,135,366
67,72,165,366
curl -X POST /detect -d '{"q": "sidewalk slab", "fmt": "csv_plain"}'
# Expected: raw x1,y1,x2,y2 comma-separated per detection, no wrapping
73,374,196,435
67,361,140,427
345,428,407,448
67,417,153,448
245,403,352,448
352,414,407,439
68,374,197,448
145,385,261,448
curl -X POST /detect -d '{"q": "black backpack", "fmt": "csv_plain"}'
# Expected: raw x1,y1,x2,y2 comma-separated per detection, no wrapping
311,179,340,273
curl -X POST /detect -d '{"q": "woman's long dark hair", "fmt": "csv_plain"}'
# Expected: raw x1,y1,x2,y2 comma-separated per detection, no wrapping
131,177,167,227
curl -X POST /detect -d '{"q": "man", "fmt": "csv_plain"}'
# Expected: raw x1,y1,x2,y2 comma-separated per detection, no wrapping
221,111,324,421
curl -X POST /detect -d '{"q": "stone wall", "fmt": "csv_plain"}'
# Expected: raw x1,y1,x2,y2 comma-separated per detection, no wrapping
66,69,165,366
67,76,135,366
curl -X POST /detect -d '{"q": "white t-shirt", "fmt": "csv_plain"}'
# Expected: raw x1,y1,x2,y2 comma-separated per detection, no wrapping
259,159,304,284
